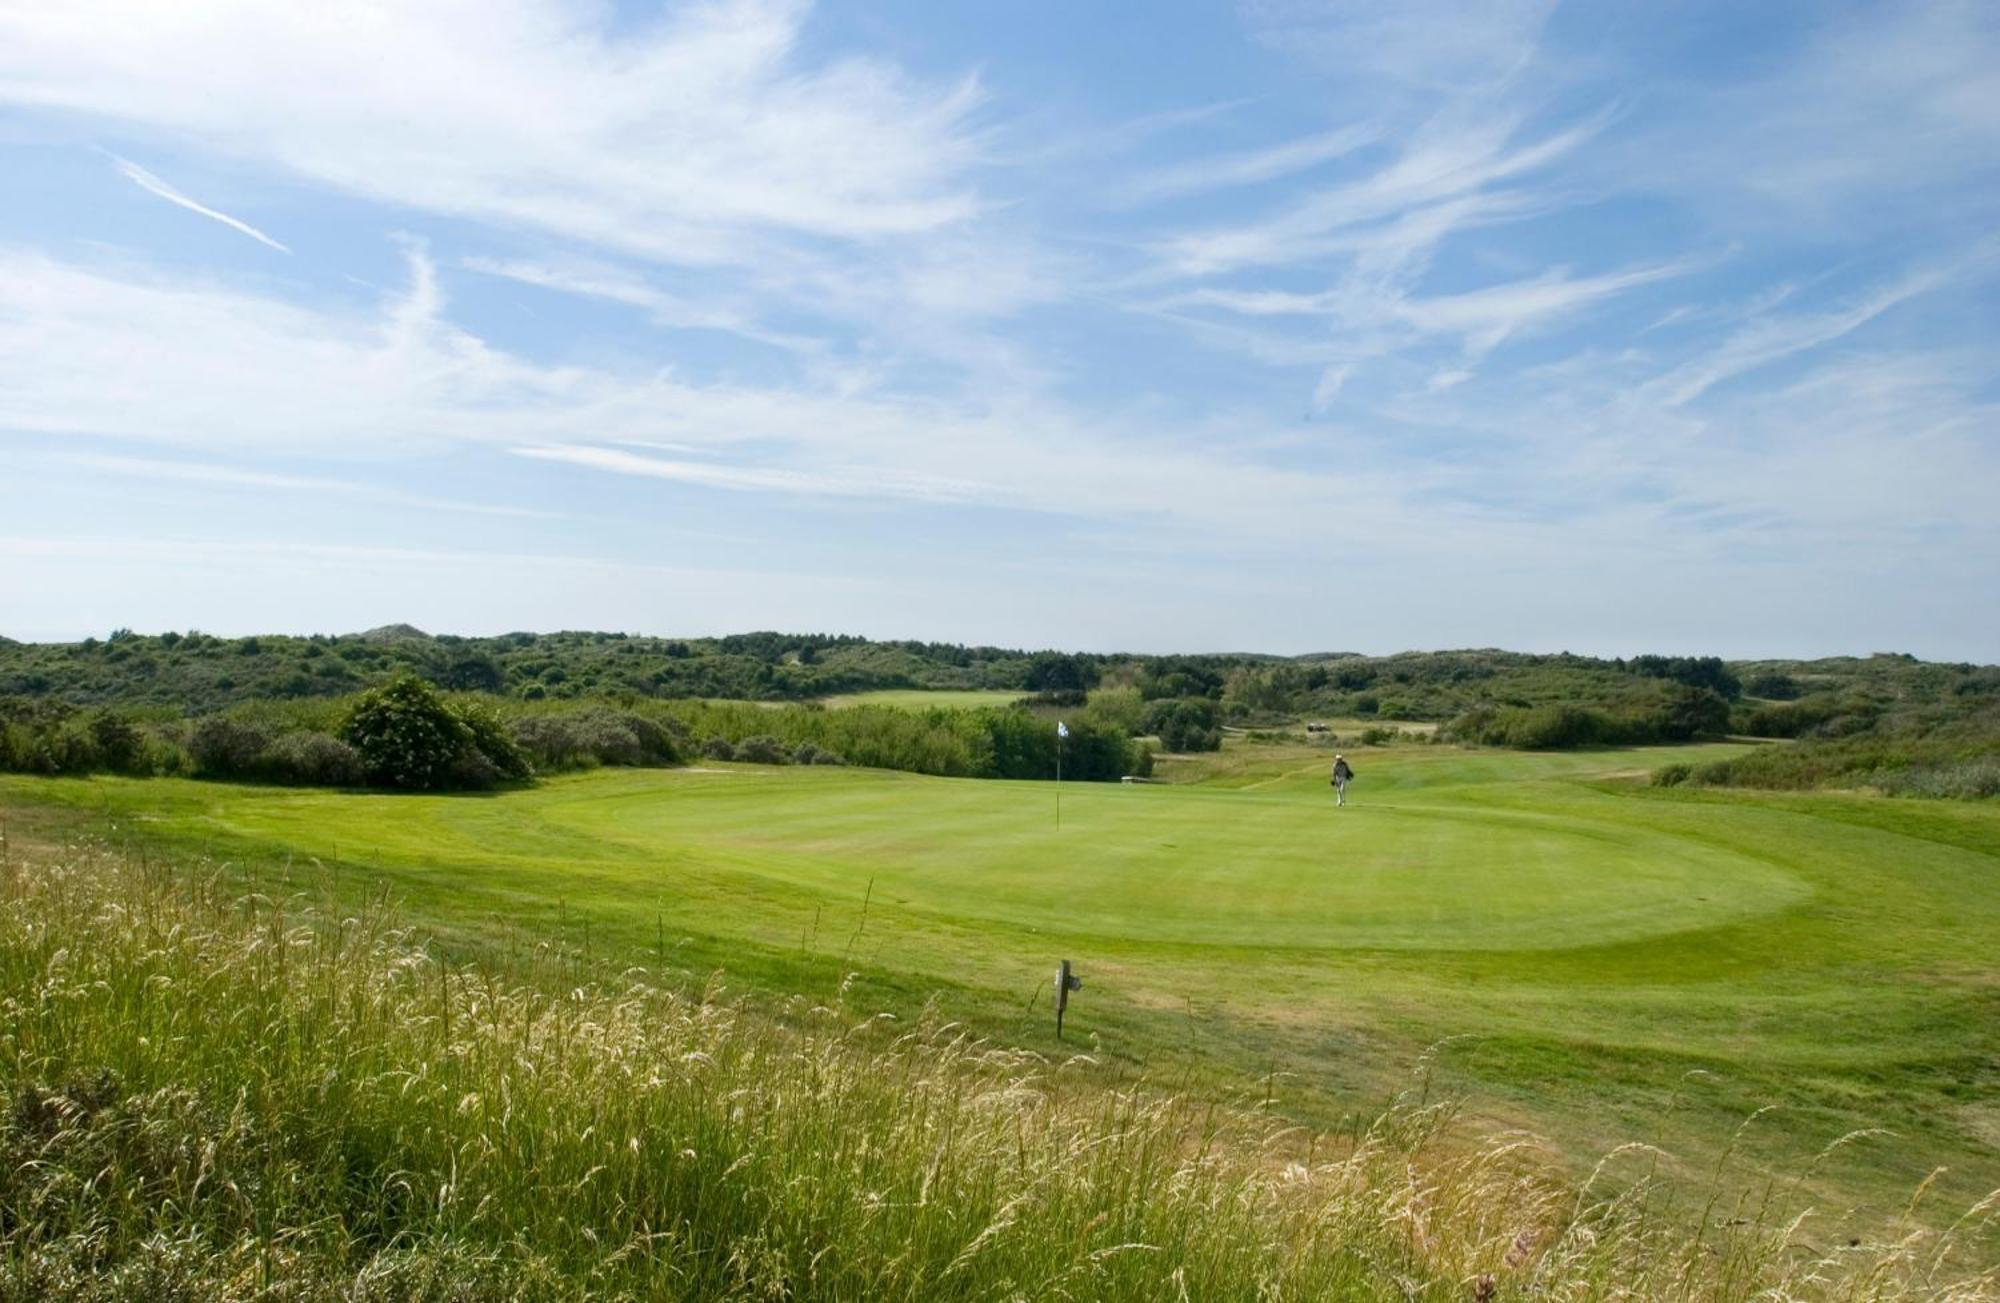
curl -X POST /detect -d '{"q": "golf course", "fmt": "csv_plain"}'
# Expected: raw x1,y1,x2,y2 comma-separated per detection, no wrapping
7,733,1996,1239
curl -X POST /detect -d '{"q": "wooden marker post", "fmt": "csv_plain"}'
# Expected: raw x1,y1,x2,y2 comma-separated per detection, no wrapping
1055,959,1083,1039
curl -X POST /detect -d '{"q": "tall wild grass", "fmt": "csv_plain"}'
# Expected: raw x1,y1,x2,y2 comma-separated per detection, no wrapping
1,841,1993,1300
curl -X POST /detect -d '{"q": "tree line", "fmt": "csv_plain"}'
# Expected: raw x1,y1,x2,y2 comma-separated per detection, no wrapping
0,677,1148,791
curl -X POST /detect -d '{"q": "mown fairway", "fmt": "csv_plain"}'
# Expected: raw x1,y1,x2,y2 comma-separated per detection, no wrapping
4,740,1996,1234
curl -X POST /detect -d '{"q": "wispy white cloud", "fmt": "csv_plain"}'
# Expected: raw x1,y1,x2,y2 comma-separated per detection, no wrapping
1,0,983,267
1170,259,1683,342
53,451,557,518
1241,0,1557,100
1638,272,1943,407
107,153,289,253
1150,109,1602,279
461,255,821,355
0,245,1442,544
513,443,993,504
1392,259,1692,356
1114,125,1377,205
463,257,737,327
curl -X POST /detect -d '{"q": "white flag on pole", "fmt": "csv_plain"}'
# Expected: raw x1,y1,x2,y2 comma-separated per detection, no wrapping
1056,720,1069,738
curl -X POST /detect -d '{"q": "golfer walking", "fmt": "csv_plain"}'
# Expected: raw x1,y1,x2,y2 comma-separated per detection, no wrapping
1331,753,1354,806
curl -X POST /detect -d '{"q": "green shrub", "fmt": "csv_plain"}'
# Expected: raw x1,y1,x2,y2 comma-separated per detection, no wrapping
1651,762,1691,787
1875,759,2000,799
1744,671,1801,700
339,677,476,790
1652,686,1730,740
735,734,789,765
259,731,366,786
190,716,272,778
1693,760,1736,785
512,708,675,771
701,736,737,762
454,699,533,781
1081,686,1145,737
1735,695,1848,738
1142,698,1222,753
86,711,147,774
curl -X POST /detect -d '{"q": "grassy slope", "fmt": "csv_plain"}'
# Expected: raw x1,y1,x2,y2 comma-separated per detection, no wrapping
2,739,1995,1240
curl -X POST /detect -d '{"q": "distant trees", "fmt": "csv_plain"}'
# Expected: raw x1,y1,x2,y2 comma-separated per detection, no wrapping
1023,652,1099,695
1136,658,1226,702
1143,698,1222,752
1658,685,1731,740
1627,655,1740,700
4,634,1988,785
1080,686,1144,737
442,650,505,693
1443,684,1732,749
1743,671,1801,700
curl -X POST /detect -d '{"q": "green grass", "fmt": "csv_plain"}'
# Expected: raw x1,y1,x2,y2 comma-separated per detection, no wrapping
3,738,1996,1246
819,688,1027,709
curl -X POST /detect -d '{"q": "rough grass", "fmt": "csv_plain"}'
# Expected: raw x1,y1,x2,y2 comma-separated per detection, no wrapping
2,840,1994,1300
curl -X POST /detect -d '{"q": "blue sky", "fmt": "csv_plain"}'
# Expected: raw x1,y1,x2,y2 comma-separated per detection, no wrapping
1,0,1995,658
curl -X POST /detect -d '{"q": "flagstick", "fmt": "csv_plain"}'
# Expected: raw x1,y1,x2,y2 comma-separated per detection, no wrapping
1055,723,1064,830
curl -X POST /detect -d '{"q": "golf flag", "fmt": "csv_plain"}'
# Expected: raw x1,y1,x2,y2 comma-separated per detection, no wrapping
1057,720,1069,738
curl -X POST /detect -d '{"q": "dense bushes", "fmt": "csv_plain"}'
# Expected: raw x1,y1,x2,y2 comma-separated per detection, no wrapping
8,631,1993,766
259,731,367,786
1022,651,1100,694
189,716,271,776
735,734,789,765
658,700,1142,781
0,627,1079,711
1142,698,1222,752
1445,686,1729,749
1743,670,1801,700
0,686,1147,791
511,707,682,771
1876,759,2000,799
1627,654,1740,699
0,702,157,777
1080,685,1144,737
1653,725,2000,800
0,700,372,787
1732,695,1858,738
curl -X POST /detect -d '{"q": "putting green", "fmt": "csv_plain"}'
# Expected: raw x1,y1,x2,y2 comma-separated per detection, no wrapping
525,770,1806,950
90,745,1802,954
